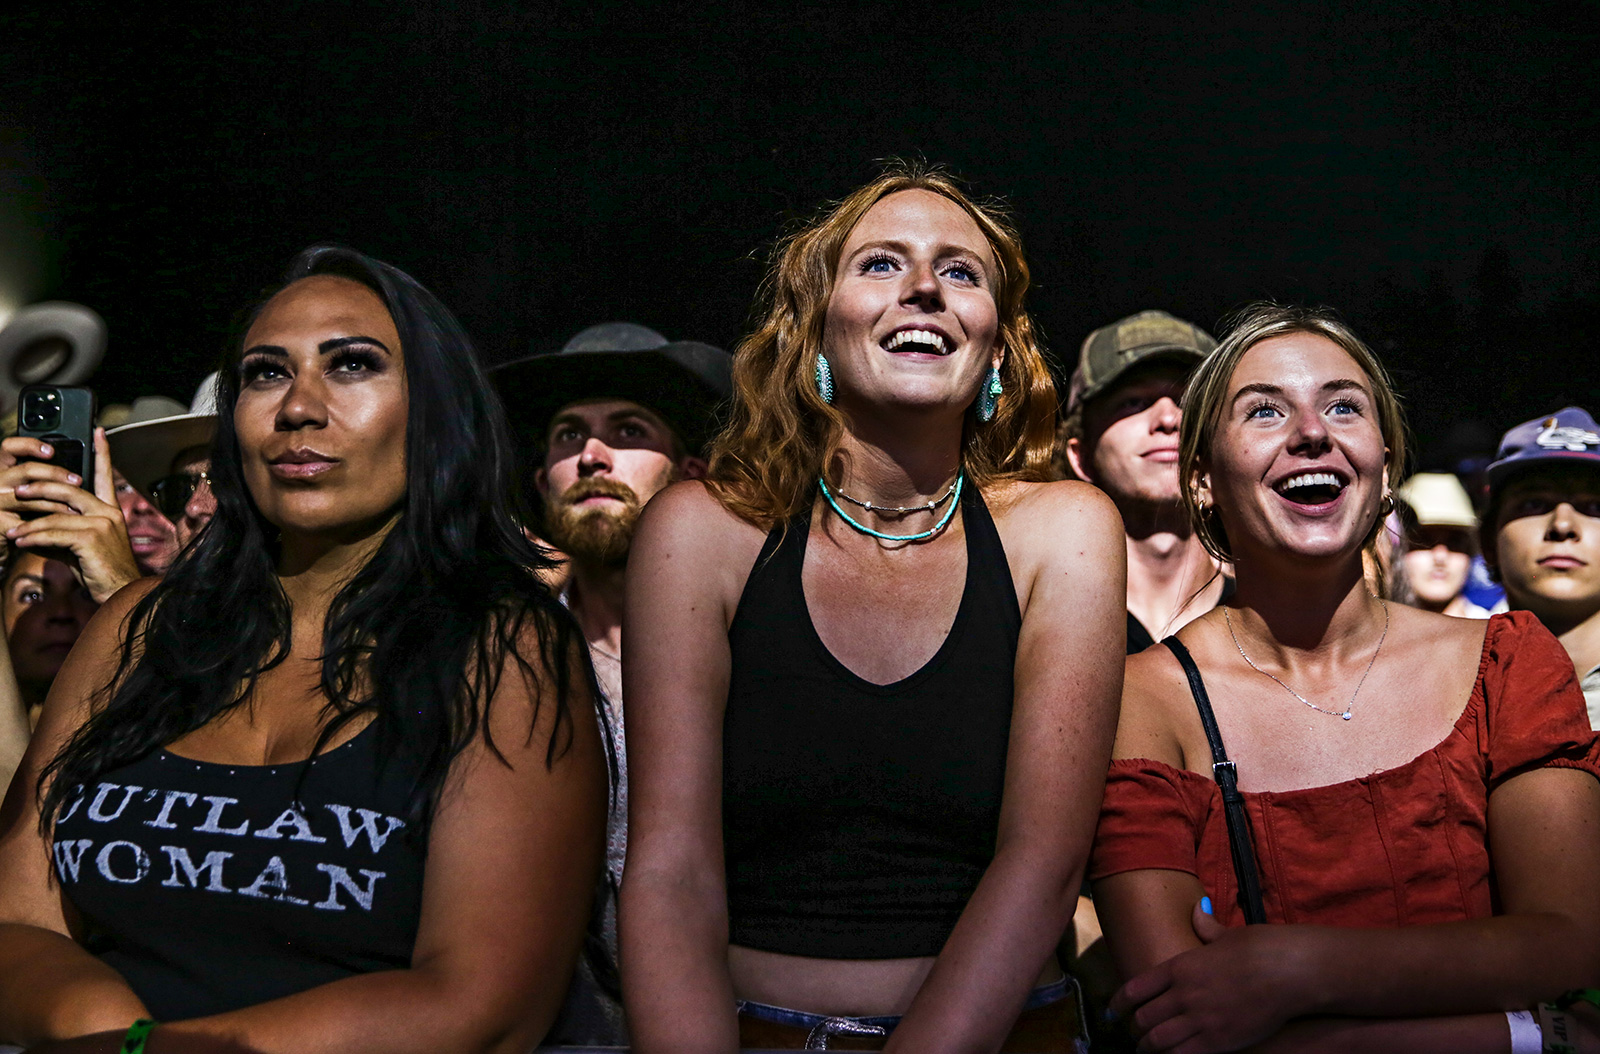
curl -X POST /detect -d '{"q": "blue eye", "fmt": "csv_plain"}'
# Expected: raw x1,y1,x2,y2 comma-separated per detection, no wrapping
859,253,897,274
1246,402,1280,419
946,263,978,283
1330,399,1360,415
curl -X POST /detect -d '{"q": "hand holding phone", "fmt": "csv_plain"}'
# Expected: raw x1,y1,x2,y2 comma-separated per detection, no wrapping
16,385,96,497
0,427,142,604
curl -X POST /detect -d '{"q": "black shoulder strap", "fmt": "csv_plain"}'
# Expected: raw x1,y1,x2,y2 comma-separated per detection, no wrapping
1162,636,1268,925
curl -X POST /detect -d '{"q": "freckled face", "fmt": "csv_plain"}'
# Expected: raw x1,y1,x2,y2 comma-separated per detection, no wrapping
823,189,1001,416
233,275,409,539
1206,334,1388,563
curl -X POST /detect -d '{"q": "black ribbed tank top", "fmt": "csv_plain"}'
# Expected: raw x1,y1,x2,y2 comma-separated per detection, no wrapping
723,484,1022,959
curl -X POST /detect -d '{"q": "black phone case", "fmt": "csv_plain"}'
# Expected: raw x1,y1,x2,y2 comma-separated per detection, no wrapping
17,384,97,497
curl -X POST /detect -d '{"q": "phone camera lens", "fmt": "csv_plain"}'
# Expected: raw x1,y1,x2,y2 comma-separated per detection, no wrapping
21,391,61,432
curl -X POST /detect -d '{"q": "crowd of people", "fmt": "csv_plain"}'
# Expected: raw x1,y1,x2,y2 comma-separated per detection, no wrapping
0,163,1596,1054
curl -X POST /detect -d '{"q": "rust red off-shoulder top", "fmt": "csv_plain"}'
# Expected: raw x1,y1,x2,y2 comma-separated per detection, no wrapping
1090,612,1600,928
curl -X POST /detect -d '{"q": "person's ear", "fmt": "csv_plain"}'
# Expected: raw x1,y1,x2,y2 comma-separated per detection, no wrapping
679,455,709,481
1064,437,1094,484
1196,469,1213,510
534,465,551,498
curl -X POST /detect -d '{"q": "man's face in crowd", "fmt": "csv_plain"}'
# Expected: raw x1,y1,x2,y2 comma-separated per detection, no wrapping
1492,465,1600,627
171,448,217,550
536,399,705,567
113,469,179,576
1067,362,1190,506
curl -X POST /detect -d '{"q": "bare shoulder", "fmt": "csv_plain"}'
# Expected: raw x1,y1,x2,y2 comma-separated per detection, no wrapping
1374,601,1492,684
95,576,161,638
636,480,766,549
1115,641,1193,766
987,477,1122,527
630,480,772,614
986,478,1124,562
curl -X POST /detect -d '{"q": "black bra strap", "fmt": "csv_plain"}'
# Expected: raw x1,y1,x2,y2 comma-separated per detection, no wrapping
1162,636,1268,925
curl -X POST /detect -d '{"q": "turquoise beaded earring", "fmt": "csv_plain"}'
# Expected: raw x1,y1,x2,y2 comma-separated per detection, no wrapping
815,354,835,404
977,364,1002,421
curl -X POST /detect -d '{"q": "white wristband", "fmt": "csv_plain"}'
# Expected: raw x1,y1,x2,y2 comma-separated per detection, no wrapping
1507,1009,1542,1054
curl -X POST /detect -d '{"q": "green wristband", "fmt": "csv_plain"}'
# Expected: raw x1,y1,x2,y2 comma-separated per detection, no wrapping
119,1018,156,1054
1558,988,1600,1011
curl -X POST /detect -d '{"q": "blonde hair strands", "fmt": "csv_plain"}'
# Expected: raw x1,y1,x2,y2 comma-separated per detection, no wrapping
1178,302,1410,564
706,161,1059,529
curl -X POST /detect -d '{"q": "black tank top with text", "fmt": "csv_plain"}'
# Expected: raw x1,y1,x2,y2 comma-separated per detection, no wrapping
722,485,1022,959
51,721,424,1021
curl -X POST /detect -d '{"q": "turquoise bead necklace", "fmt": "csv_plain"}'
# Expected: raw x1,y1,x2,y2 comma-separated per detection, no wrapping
818,472,964,542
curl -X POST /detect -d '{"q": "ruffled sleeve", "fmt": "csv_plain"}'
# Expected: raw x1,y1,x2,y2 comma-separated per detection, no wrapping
1089,758,1215,881
1480,610,1600,791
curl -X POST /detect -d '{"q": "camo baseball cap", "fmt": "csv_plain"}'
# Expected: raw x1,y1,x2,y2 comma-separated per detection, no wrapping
1066,310,1216,416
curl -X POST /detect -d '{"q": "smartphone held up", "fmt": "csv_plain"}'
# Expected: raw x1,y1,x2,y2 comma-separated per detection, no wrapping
16,384,97,501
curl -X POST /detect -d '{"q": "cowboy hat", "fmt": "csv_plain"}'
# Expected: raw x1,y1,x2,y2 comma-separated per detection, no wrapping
493,323,732,458
0,302,108,413
106,372,220,499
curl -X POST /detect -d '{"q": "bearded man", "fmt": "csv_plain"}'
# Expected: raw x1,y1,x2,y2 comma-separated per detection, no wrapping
493,322,730,1047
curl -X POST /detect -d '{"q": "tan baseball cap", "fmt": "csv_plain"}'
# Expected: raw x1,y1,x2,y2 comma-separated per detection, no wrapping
1066,310,1216,416
1397,473,1477,528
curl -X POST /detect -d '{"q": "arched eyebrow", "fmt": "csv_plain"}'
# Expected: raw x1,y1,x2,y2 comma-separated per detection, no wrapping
1231,378,1370,406
845,239,989,270
242,335,393,357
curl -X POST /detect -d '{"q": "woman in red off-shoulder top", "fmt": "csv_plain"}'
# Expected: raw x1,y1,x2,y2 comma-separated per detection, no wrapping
1090,304,1600,1054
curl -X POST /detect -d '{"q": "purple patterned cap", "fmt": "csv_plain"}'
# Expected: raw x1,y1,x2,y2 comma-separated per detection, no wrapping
1485,406,1600,493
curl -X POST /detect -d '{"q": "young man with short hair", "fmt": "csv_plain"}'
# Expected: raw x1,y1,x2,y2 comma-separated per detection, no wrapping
1059,309,1228,653
1482,406,1600,725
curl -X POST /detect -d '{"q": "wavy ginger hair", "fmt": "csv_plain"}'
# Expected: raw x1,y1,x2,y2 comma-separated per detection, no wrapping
706,164,1059,529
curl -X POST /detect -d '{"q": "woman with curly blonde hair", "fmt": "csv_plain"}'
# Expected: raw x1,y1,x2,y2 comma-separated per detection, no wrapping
620,164,1126,1053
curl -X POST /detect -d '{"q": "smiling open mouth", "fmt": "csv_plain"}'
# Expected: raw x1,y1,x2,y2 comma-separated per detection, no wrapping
1275,471,1346,506
882,328,952,354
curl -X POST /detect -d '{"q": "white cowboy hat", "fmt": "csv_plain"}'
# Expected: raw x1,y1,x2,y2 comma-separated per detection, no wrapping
106,372,220,499
0,302,108,413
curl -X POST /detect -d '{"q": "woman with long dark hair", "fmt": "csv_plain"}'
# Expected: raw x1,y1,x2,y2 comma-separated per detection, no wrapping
1091,304,1600,1051
0,247,606,1053
620,165,1126,1052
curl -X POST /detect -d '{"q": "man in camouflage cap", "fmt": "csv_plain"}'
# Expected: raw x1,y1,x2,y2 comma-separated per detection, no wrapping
1059,309,1228,653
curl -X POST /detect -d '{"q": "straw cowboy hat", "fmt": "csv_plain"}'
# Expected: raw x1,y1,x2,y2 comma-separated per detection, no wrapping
106,372,220,499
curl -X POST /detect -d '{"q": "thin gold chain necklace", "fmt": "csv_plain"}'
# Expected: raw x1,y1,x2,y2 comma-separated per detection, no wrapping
1223,601,1390,721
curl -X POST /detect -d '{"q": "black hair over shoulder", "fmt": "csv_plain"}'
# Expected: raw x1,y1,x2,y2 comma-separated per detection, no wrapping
39,245,591,839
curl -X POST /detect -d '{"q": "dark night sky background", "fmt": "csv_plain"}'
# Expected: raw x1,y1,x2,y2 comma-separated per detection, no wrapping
3,1,1596,466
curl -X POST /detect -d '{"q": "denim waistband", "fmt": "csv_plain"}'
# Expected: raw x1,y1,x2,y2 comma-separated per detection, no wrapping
735,974,1075,1031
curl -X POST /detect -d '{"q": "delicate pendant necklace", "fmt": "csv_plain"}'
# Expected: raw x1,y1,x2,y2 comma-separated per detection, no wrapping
819,473,964,543
831,475,960,516
1224,601,1390,721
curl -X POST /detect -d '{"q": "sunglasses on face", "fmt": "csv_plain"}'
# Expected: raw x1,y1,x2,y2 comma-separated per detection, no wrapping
149,470,213,521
